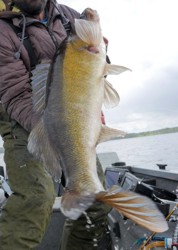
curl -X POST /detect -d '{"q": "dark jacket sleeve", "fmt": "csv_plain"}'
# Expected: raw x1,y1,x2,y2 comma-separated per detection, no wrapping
0,22,33,132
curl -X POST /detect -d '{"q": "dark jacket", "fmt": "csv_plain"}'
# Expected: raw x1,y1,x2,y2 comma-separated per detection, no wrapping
0,1,80,132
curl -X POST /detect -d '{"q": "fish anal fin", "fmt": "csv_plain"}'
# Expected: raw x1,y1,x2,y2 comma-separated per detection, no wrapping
97,125,126,144
61,191,95,220
96,186,168,233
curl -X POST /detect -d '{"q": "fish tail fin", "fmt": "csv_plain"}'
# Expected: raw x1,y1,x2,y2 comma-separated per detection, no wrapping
96,186,168,233
74,18,102,46
60,191,95,220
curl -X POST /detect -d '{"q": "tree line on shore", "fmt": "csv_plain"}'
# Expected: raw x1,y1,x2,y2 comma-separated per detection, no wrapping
119,126,178,139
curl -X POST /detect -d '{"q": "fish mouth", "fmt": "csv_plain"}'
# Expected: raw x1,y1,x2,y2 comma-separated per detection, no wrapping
76,44,103,55
87,45,100,54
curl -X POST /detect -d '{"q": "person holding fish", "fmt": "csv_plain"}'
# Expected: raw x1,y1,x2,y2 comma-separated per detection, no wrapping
0,0,113,249
0,0,169,249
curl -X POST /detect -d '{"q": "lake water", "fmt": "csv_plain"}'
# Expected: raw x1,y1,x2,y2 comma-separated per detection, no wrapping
97,132,178,172
0,132,178,172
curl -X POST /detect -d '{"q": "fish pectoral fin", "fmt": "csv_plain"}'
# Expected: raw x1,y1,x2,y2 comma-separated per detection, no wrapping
60,191,95,220
97,125,126,144
104,79,120,108
96,186,168,233
103,64,131,108
104,63,131,76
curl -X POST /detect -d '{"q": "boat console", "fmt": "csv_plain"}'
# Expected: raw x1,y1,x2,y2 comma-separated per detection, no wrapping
105,164,177,216
105,162,178,249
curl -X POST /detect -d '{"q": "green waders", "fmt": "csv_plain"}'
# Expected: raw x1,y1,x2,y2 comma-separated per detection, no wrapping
0,104,56,250
0,105,111,250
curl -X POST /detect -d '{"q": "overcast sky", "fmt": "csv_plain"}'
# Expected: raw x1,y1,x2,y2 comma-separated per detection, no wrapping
61,0,178,133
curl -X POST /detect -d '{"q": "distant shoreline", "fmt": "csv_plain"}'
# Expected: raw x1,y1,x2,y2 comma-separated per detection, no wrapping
117,127,178,140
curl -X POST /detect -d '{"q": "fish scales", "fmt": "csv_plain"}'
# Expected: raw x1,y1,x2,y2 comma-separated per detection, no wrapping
61,40,106,191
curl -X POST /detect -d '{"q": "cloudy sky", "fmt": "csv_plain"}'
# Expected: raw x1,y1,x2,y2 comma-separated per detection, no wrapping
62,0,178,133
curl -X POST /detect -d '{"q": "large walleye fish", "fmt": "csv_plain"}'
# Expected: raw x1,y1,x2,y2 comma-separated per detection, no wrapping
28,9,168,233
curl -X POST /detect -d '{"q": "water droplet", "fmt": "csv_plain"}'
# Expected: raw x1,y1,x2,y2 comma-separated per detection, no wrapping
54,177,61,183
83,211,92,224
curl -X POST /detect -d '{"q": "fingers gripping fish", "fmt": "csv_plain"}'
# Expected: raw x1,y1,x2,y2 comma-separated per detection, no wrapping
28,8,168,233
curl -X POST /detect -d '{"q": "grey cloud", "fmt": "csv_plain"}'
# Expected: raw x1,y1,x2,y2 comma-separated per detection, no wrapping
103,63,178,131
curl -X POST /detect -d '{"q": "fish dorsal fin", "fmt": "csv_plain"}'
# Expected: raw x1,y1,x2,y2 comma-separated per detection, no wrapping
74,19,102,45
97,125,126,144
104,79,120,108
31,61,51,115
104,63,131,76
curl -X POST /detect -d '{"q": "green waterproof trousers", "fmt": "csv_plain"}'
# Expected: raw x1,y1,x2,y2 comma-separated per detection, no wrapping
0,105,111,250
0,105,56,250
